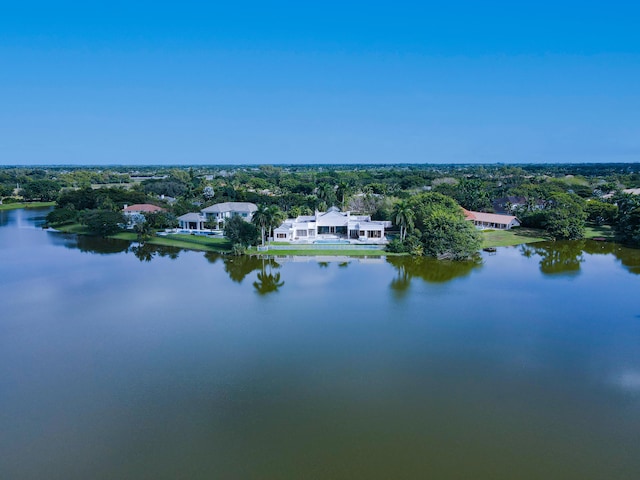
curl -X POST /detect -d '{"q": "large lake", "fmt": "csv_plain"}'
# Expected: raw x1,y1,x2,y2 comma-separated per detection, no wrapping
1,207,640,479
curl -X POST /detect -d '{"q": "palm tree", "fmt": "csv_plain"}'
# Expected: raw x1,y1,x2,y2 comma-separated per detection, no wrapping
134,221,154,243
316,183,337,208
251,204,270,247
393,200,415,242
266,205,286,243
336,181,351,209
253,258,284,295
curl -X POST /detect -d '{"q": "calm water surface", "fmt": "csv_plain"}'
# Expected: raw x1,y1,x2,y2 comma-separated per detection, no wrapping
1,208,640,479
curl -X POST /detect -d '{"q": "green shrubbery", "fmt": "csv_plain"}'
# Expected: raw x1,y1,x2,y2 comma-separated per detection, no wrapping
387,193,481,260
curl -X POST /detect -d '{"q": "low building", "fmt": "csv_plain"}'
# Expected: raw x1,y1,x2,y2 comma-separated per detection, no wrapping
123,204,166,215
177,212,207,231
273,207,391,244
463,209,521,230
122,204,166,226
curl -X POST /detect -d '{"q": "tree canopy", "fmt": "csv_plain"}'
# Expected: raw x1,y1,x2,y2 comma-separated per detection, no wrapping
400,192,482,260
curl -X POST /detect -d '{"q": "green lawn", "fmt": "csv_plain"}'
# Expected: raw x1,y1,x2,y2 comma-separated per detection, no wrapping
51,224,232,252
50,222,615,257
583,224,614,240
53,223,92,234
0,201,56,211
482,228,548,248
149,234,232,252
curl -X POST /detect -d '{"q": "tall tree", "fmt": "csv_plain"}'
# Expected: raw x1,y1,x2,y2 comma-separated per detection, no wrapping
336,181,351,209
405,192,482,260
613,193,640,246
266,205,285,242
251,205,270,246
392,200,414,241
316,183,337,208
225,215,260,246
543,193,587,240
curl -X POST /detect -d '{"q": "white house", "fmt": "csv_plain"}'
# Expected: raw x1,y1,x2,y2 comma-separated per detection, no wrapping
463,209,521,230
273,207,391,244
177,212,207,231
177,202,258,231
201,202,258,229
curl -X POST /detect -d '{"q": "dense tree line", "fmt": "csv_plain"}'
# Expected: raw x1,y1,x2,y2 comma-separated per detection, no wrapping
3,162,640,249
388,193,482,259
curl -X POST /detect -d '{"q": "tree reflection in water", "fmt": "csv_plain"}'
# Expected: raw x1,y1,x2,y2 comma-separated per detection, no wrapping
218,255,285,294
611,245,640,275
521,239,640,276
130,243,181,262
253,257,284,295
0,211,9,228
386,256,482,299
222,255,264,283
66,234,131,255
520,241,585,276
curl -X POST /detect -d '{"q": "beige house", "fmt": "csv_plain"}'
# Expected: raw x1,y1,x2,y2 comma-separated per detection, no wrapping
463,209,521,230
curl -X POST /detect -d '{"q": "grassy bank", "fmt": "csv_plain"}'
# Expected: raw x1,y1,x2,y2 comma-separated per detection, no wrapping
54,223,92,235
51,222,617,257
583,224,615,241
53,224,233,253
0,201,56,211
482,224,616,248
146,234,231,252
481,228,548,248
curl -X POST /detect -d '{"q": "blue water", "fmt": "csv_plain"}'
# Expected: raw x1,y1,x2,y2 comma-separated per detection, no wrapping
314,239,351,244
1,207,640,480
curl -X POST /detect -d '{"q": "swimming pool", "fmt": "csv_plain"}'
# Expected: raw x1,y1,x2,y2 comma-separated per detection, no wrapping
314,239,351,244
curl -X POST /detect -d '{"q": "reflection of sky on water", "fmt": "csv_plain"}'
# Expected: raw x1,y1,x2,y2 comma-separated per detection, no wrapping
613,371,640,393
2,208,640,479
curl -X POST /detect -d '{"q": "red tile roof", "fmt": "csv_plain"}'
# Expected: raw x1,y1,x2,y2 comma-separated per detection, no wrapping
123,204,165,213
461,208,476,220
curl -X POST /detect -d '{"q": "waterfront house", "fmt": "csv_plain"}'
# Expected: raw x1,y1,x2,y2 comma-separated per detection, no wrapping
123,204,166,215
177,212,207,231
463,209,521,230
122,204,166,226
177,201,258,231
201,202,258,229
273,207,390,243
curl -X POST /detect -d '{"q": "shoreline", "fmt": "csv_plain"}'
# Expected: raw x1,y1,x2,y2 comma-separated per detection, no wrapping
0,201,56,211
26,205,617,255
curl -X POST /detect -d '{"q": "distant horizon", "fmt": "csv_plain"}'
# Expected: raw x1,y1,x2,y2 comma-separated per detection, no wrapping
2,2,639,166
2,161,639,169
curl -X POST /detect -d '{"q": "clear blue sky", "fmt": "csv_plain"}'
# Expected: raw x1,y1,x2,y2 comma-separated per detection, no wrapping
1,1,639,165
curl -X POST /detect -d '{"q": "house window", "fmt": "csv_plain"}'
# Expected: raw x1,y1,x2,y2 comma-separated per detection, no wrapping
296,230,307,236
277,233,287,239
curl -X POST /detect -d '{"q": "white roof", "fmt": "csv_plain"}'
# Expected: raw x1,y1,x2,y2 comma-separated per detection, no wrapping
178,212,205,222
201,202,257,214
